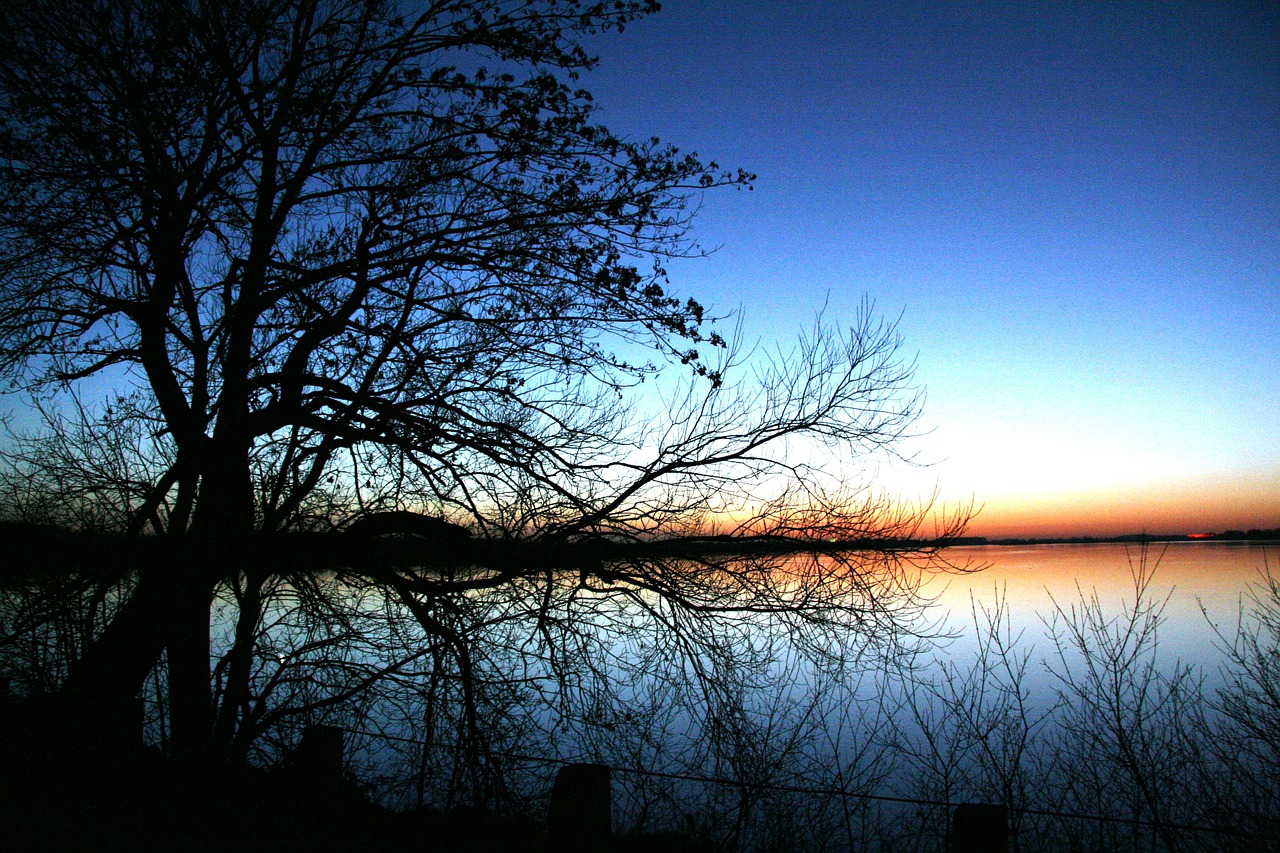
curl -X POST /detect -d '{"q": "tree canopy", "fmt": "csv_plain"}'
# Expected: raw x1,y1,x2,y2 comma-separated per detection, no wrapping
0,0,756,536
0,0,967,771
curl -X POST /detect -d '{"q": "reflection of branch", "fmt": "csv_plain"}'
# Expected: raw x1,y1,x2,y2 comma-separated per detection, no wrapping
0,524,971,606
247,645,435,739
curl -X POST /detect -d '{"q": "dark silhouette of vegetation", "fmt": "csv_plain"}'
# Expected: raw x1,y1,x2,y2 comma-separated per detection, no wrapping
0,2,969,844
948,530,1280,547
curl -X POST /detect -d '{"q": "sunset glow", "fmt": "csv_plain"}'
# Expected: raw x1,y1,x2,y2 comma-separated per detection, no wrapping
957,467,1280,540
585,1,1279,539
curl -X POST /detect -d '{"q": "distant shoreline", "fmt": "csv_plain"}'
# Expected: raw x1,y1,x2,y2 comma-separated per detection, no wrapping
944,530,1280,548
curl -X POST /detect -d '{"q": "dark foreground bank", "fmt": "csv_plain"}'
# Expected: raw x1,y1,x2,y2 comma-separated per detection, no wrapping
0,696,718,852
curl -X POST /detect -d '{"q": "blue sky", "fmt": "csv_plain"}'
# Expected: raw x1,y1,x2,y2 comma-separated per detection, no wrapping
581,1,1280,536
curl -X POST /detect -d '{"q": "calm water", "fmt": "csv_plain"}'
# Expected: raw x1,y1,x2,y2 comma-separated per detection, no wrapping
194,539,1276,840
925,540,1276,678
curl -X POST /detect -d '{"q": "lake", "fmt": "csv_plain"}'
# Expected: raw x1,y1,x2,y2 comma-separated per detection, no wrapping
3,536,1274,849
926,540,1276,676
795,540,1280,852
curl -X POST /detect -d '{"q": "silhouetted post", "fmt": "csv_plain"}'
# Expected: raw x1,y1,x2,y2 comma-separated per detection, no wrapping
295,725,345,790
548,763,611,849
949,803,1008,853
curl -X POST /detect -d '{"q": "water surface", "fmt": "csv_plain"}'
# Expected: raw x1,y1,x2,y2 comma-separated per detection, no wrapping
925,540,1276,678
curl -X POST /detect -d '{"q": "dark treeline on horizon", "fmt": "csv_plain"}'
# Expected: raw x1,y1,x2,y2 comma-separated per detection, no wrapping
948,529,1280,547
2,520,1275,583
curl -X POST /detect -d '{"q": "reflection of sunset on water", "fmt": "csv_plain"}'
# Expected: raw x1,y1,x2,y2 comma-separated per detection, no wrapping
924,541,1276,672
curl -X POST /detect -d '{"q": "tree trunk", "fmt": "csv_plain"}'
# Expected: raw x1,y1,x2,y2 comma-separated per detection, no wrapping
167,442,254,762
214,569,265,758
164,567,215,764
60,558,177,712
58,441,254,763
54,544,212,764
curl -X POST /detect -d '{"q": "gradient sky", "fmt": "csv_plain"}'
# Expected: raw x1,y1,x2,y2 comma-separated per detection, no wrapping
580,1,1280,538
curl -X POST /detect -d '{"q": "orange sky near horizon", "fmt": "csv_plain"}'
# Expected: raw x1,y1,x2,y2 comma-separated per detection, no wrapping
948,465,1280,540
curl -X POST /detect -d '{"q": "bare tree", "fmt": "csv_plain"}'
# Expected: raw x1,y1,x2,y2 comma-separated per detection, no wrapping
1041,546,1208,852
0,389,177,534
0,0,966,774
891,586,1058,851
1204,556,1280,843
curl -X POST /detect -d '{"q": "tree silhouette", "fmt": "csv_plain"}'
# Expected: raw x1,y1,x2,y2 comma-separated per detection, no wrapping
0,0,965,769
